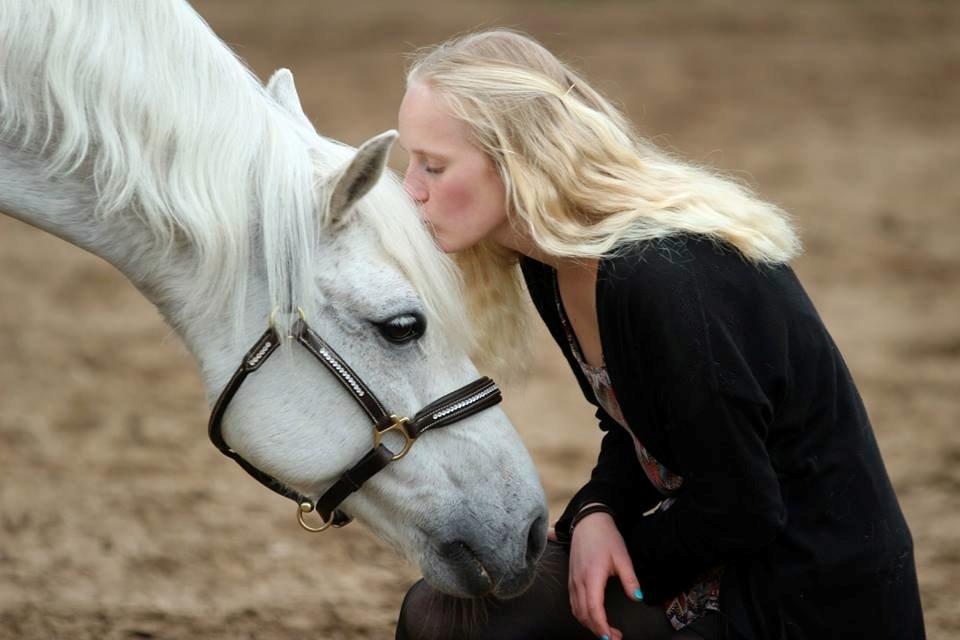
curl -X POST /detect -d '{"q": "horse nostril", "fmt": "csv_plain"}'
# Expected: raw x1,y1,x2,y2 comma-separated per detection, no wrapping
525,513,548,564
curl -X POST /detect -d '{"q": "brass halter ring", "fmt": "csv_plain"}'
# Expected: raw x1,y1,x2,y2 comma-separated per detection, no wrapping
269,306,307,337
295,416,412,532
374,415,415,462
297,501,334,533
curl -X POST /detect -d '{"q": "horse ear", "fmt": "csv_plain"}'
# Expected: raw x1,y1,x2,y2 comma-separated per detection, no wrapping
325,130,398,229
266,68,314,132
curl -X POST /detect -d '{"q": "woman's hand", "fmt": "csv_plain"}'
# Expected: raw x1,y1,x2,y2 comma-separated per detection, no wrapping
568,512,643,640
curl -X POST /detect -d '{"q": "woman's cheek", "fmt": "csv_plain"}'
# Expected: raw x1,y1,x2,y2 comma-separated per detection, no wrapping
436,182,459,212
443,182,480,224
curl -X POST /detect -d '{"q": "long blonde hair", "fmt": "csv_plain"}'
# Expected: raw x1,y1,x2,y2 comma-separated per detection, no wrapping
406,29,800,375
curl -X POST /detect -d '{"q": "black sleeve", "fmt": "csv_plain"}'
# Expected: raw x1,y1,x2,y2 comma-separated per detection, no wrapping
610,244,788,601
519,256,663,542
553,407,664,544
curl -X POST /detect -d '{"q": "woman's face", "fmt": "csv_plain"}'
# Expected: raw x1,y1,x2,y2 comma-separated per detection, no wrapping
398,81,509,253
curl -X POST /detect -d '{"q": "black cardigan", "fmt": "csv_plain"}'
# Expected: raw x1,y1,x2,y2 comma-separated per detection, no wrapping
520,235,924,639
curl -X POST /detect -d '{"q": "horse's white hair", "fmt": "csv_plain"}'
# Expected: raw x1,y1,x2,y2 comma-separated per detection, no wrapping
0,0,469,348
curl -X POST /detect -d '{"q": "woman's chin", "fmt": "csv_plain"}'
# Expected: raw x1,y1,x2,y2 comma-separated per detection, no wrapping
435,234,466,254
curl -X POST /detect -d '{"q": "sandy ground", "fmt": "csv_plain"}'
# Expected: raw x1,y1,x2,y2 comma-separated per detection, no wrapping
1,1,958,638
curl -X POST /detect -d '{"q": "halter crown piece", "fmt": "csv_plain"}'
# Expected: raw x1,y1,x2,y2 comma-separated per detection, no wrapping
207,309,503,532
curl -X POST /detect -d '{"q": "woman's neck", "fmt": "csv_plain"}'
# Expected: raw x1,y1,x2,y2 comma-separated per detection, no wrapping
493,222,596,275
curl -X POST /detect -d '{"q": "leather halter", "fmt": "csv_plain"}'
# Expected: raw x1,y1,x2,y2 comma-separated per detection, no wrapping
208,310,503,532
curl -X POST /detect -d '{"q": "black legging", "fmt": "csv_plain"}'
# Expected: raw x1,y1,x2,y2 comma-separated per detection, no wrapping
396,541,719,640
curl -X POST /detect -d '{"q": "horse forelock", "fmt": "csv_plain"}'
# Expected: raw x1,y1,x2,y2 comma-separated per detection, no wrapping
351,172,475,356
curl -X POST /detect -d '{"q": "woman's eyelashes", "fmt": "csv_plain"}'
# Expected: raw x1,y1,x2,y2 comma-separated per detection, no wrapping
408,150,445,175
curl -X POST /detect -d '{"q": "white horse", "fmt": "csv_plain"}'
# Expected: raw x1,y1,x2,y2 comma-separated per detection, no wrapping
0,0,546,599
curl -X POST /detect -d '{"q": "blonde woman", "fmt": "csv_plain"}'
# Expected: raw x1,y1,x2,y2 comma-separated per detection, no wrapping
393,30,924,640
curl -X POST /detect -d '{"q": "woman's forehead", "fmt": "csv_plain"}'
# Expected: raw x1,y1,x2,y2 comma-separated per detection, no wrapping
398,83,469,155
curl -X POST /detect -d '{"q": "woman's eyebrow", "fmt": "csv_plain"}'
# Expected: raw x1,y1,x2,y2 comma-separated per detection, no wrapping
398,141,425,155
397,138,446,158
408,147,450,162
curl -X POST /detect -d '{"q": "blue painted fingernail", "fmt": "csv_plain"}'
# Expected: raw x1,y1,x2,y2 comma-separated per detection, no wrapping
634,588,645,601
600,636,610,640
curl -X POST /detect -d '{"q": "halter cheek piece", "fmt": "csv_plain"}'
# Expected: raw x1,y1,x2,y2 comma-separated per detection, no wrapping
207,309,502,532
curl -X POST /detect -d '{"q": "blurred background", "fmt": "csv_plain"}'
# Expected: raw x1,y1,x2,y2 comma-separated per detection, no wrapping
1,1,957,638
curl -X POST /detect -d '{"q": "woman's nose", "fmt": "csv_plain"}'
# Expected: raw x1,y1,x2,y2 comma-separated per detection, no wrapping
403,169,428,204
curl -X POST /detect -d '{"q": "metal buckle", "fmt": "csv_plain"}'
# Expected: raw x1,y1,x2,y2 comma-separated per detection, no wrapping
297,501,333,533
269,306,307,339
374,415,414,461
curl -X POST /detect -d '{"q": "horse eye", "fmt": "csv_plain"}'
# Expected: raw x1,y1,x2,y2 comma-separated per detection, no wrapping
377,313,426,344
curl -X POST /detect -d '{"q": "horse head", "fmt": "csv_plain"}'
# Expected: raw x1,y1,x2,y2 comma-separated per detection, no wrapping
0,1,546,599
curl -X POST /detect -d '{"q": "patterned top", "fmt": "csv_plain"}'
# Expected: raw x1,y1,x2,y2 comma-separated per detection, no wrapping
552,274,721,631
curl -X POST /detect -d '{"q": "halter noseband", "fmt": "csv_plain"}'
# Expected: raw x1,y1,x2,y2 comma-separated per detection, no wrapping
207,309,502,532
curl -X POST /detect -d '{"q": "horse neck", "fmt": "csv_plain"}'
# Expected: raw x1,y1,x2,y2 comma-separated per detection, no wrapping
0,0,299,320
1,135,216,337
1,138,141,266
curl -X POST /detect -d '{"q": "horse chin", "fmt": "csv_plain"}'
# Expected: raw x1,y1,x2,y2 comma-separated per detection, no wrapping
417,511,548,600
425,541,496,598
419,550,540,601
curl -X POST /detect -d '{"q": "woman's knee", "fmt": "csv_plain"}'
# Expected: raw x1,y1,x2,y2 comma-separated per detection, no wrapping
396,579,437,640
397,579,485,640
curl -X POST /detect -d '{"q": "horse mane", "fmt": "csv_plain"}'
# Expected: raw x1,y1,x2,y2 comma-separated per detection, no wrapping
0,0,471,351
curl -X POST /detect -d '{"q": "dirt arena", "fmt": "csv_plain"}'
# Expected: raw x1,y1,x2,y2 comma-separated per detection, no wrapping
1,1,957,638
